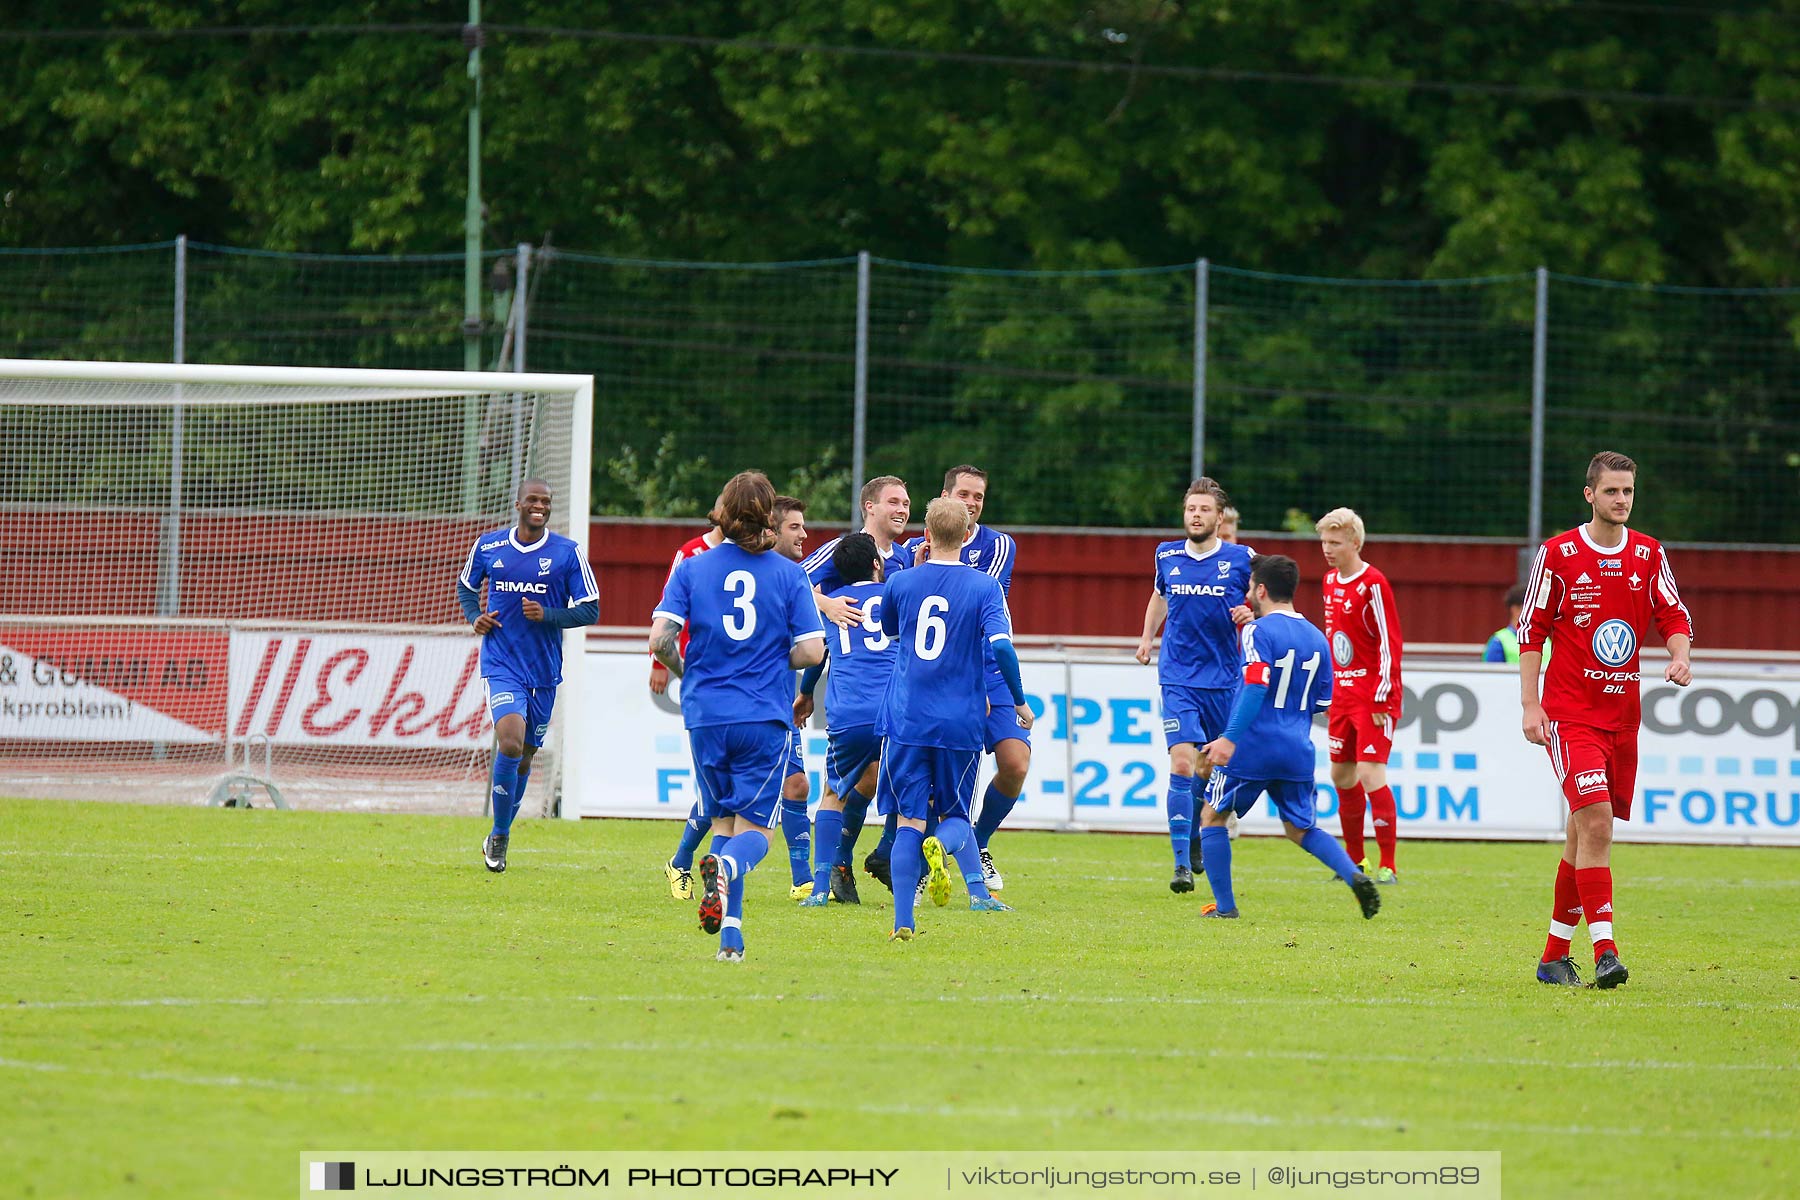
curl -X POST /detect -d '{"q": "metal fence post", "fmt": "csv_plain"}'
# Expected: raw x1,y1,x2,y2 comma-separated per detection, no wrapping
1525,265,1549,573
514,242,530,373
852,250,871,524
1192,258,1209,483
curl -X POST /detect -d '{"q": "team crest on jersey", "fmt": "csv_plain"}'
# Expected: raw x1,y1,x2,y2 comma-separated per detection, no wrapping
1332,630,1353,666
1217,560,1231,577
539,557,553,575
1574,611,1594,628
1591,619,1637,667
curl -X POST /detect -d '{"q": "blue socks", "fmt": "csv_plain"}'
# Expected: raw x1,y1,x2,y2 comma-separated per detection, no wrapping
892,827,924,931
873,812,899,863
672,803,711,871
936,816,989,901
512,767,531,825
490,751,521,836
1200,825,1235,912
835,786,870,870
975,783,1018,850
781,797,812,887
722,876,746,953
811,808,844,895
1167,774,1195,869
1301,826,1360,884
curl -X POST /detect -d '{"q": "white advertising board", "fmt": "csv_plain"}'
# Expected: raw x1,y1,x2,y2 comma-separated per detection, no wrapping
565,644,1800,846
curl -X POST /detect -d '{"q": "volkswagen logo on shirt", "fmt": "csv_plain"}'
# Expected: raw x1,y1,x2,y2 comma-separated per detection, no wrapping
1591,619,1637,667
1332,630,1353,666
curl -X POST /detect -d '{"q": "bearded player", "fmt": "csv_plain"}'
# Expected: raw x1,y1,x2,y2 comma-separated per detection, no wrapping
1520,451,1692,989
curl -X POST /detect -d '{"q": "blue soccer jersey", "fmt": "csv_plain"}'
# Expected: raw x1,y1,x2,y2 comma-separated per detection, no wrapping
802,533,912,592
459,527,598,686
1154,539,1255,689
654,543,825,729
1227,611,1333,782
821,580,897,732
902,523,1016,594
878,561,1012,751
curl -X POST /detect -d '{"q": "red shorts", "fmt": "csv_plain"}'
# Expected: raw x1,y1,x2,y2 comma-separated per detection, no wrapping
1544,720,1638,819
1327,707,1395,764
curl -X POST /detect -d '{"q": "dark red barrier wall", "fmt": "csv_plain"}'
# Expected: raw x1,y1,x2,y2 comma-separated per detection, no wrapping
5,513,1790,650
590,517,1800,651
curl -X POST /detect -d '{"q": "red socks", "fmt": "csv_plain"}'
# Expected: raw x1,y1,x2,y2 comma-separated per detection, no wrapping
1542,859,1582,962
1575,866,1617,961
1368,786,1398,871
1338,783,1367,864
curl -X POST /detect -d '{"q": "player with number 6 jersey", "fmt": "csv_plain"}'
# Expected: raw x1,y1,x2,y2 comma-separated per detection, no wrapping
877,497,1033,939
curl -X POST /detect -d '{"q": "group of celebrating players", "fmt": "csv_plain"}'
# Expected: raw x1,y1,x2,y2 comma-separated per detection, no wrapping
457,451,1692,986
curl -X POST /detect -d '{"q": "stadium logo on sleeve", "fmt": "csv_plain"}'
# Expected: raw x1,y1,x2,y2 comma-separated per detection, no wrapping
1592,620,1637,667
1331,631,1353,666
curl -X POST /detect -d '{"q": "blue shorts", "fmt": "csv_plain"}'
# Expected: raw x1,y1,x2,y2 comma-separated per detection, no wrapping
984,689,1033,752
1161,684,1234,750
485,676,555,749
879,741,980,823
1206,772,1317,831
826,724,882,798
688,721,794,828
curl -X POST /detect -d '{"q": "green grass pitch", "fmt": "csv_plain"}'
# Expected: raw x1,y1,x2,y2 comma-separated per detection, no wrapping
3,798,1796,1199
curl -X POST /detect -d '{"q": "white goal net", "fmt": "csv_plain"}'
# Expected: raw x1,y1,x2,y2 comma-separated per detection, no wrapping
0,359,593,813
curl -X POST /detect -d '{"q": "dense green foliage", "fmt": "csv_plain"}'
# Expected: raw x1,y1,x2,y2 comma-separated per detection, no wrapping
4,799,1797,1198
3,5,1798,536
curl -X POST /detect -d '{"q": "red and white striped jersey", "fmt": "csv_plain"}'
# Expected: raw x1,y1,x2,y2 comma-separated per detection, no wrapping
1322,563,1403,716
1518,525,1693,731
651,532,715,661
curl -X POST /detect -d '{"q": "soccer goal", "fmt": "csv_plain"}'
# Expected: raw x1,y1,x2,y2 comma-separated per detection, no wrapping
0,359,593,814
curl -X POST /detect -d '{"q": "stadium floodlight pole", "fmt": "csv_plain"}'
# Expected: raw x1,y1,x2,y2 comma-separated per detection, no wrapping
1191,257,1209,482
460,3,484,512
1526,265,1549,573
851,250,871,524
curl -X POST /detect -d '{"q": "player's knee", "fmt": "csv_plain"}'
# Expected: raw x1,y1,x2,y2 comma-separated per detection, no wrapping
1357,763,1387,790
782,774,808,802
1329,761,1357,788
856,762,880,796
1281,822,1308,844
494,722,527,760
1169,748,1198,777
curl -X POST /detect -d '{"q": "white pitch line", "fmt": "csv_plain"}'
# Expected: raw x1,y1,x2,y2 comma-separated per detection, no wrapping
11,991,1798,1016
375,1037,1791,1075
0,1054,1788,1143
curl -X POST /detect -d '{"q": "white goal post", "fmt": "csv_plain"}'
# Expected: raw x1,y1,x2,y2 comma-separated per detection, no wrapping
0,358,594,814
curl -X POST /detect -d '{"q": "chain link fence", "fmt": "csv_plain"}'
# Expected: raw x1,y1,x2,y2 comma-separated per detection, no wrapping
3,241,1795,542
